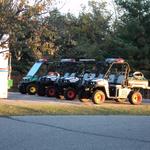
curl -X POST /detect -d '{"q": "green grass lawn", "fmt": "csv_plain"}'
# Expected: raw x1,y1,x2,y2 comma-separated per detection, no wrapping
0,100,150,116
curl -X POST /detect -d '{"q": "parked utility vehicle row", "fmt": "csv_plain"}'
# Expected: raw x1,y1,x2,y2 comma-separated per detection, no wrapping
18,58,150,105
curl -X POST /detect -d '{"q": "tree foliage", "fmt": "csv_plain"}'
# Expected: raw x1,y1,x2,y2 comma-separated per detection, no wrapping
0,0,149,78
0,0,53,74
113,0,150,78
45,1,112,60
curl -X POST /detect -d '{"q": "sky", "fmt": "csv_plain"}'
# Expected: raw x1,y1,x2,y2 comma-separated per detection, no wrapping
57,0,89,15
30,0,115,17
55,0,114,16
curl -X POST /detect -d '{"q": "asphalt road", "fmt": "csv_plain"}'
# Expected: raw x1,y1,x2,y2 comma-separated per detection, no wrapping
0,116,150,150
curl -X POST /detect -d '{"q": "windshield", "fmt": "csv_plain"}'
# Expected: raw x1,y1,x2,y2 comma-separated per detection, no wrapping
27,62,43,76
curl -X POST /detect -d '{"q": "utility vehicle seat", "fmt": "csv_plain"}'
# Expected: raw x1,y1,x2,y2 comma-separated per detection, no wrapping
108,74,116,83
116,75,125,84
70,73,76,77
88,73,96,79
83,73,89,80
98,73,103,78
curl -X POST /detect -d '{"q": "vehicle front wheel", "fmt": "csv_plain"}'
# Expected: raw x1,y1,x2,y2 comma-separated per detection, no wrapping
92,90,105,104
64,88,77,100
27,84,37,95
128,91,142,105
46,86,56,97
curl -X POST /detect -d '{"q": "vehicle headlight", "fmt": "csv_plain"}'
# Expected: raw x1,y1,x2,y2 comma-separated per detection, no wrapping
23,79,30,82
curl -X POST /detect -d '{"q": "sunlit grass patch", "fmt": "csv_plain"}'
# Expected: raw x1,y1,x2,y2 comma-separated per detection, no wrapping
0,100,150,116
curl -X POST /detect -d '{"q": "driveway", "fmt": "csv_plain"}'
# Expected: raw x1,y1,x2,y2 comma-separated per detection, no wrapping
6,92,150,105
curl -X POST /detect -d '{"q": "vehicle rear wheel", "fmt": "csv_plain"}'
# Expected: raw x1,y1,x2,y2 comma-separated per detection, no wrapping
78,90,90,102
19,85,27,94
92,90,105,104
37,85,45,96
46,86,56,97
64,88,76,100
128,91,142,105
27,84,37,95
